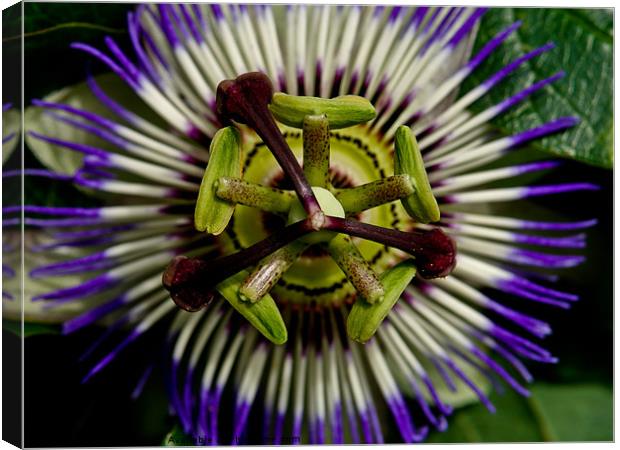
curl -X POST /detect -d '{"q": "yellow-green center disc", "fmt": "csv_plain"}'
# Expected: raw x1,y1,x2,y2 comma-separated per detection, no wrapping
218,124,410,307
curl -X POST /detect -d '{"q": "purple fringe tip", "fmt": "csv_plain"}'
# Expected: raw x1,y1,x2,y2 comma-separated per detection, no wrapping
510,117,580,147
82,330,138,383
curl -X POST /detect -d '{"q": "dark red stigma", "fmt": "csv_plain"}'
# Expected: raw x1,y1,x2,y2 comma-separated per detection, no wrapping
411,228,457,279
162,256,216,312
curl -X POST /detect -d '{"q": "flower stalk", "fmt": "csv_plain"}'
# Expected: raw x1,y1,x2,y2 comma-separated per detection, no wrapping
335,174,415,214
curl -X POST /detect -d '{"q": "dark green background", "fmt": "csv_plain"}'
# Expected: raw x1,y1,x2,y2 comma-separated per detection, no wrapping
3,4,613,445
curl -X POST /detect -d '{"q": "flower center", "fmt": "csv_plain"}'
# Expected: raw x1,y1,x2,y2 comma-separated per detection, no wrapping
163,72,456,344
217,125,408,308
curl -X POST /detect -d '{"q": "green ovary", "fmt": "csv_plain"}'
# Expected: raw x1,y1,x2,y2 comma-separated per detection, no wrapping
217,124,411,307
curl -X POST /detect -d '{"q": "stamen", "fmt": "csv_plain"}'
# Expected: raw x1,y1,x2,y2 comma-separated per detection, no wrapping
269,92,376,130
327,234,384,304
394,126,440,223
239,241,308,303
194,126,241,234
215,177,295,215
335,175,414,214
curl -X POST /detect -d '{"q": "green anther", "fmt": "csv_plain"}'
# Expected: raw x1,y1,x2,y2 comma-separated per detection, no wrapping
195,126,241,234
327,234,384,304
288,186,345,244
239,240,308,303
335,174,415,214
216,176,295,215
394,126,441,224
216,271,287,345
346,259,416,343
269,93,376,130
302,114,331,187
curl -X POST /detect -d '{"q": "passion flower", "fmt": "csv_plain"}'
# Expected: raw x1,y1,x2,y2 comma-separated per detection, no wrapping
21,5,598,445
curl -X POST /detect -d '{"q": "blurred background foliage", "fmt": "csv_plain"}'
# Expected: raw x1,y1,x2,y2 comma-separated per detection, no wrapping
3,3,612,445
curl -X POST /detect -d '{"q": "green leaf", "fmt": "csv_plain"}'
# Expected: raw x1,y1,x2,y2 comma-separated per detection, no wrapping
3,320,60,337
427,383,612,443
528,383,613,441
194,126,241,234
22,3,130,41
25,73,156,176
24,72,171,209
466,8,613,168
428,389,542,443
20,3,133,100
